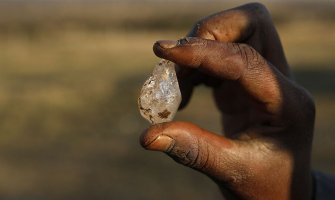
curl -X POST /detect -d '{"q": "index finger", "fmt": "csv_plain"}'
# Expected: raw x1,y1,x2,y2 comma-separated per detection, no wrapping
176,3,290,110
154,37,288,115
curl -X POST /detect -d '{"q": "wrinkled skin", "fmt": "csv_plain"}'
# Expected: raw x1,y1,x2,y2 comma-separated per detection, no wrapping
140,3,315,200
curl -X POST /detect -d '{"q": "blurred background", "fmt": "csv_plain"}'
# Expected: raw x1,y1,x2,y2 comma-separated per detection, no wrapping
0,0,334,199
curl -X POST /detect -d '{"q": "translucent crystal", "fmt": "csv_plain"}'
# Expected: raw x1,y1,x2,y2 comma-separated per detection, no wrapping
138,59,181,124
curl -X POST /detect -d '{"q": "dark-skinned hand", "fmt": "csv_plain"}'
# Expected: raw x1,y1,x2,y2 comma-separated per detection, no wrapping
140,3,315,200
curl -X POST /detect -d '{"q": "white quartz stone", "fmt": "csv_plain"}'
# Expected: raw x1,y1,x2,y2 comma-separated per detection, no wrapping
138,59,181,124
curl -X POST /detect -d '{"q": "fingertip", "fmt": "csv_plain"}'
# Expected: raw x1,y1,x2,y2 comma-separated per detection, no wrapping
139,123,170,149
153,37,210,69
153,40,178,58
153,41,164,58
139,122,196,150
139,127,150,148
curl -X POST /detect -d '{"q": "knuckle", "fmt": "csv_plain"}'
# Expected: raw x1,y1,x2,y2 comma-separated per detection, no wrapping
243,2,271,26
167,136,210,170
235,43,265,70
246,2,269,16
248,2,266,10
282,84,316,132
190,139,210,170
293,87,316,122
168,139,199,167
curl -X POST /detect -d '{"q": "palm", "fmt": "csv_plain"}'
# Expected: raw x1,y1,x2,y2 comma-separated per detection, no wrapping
214,80,262,137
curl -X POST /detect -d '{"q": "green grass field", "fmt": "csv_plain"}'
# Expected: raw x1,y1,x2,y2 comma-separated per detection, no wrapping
0,1,334,199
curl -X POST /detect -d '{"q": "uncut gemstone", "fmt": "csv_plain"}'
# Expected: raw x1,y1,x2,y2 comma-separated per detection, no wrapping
138,59,181,124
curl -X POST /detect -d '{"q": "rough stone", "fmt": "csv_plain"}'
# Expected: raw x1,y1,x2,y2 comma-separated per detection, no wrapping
138,59,181,124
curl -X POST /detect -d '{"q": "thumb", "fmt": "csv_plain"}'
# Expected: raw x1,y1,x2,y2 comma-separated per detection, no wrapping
140,121,237,181
140,122,297,200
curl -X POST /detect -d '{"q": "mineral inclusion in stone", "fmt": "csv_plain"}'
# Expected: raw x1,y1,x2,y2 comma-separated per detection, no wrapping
138,59,181,124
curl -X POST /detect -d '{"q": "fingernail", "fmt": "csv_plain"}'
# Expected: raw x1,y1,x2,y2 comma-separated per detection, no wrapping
147,135,174,152
156,40,178,49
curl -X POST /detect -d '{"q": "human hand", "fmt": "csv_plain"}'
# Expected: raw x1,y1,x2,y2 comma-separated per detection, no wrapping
140,3,315,200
